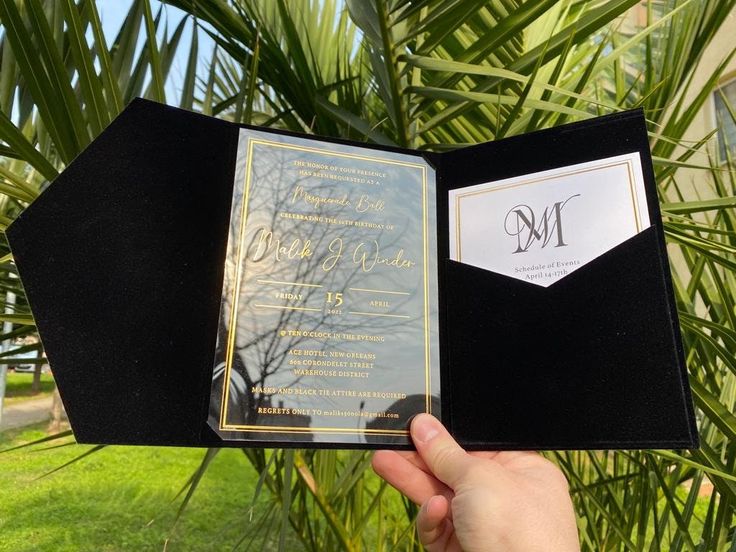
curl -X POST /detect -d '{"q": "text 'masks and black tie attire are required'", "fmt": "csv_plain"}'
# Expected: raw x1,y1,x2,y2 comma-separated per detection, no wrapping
6,99,698,450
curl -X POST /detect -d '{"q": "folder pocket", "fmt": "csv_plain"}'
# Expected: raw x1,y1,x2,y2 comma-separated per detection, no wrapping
443,226,697,449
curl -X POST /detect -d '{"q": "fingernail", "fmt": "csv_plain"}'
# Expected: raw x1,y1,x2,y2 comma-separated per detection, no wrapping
412,414,440,443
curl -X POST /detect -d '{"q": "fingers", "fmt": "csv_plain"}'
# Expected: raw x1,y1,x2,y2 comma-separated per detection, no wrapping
372,450,453,505
391,450,433,474
416,495,453,551
410,414,480,489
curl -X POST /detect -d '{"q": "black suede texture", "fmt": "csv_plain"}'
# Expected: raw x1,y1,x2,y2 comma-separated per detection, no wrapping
6,100,697,449
444,229,695,449
7,99,238,445
438,109,697,449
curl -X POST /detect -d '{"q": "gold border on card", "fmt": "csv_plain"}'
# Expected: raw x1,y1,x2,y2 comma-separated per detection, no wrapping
219,137,432,437
454,159,642,261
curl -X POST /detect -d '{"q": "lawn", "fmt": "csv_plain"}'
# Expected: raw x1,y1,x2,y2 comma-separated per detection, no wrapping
0,425,299,551
3,372,56,404
0,425,715,551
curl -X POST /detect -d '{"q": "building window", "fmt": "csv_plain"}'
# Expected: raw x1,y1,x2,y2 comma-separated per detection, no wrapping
715,78,736,164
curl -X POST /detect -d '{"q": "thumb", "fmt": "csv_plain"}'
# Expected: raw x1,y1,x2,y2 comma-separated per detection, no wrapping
410,414,479,489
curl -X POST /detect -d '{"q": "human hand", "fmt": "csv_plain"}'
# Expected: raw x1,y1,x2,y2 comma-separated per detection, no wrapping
372,414,580,552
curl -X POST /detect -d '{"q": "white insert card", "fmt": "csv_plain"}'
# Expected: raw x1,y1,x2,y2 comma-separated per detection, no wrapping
449,152,651,287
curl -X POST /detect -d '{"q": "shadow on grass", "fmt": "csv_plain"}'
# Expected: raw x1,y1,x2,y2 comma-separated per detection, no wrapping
4,372,55,403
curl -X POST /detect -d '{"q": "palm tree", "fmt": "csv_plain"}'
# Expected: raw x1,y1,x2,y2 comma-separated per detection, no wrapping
1,0,736,549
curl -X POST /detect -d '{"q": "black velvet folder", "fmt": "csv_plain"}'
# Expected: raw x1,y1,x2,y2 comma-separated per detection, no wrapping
6,99,698,450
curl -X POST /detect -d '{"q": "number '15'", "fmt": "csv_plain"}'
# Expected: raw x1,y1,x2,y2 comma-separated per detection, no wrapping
326,292,343,307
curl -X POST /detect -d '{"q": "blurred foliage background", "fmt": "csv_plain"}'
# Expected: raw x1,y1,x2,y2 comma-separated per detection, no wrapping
1,0,736,550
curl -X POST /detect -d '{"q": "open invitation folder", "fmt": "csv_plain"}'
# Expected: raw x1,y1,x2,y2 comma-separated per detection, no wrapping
6,99,698,450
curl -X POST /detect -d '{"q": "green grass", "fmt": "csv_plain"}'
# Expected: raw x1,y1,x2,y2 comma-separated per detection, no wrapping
0,425,300,551
4,372,55,404
0,424,716,552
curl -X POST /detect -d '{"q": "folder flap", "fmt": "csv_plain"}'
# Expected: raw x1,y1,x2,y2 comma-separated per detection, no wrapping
6,99,238,445
444,226,698,449
437,110,696,449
